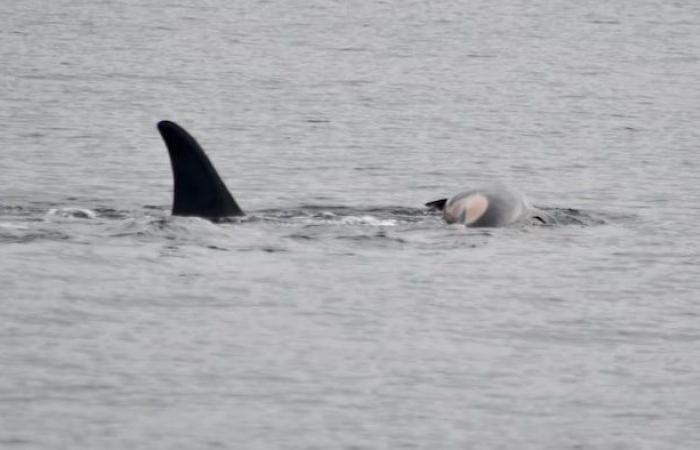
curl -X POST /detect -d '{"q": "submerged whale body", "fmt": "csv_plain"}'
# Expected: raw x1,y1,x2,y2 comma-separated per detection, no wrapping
157,121,244,219
426,188,547,227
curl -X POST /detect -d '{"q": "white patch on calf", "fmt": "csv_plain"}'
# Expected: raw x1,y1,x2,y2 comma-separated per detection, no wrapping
444,194,489,224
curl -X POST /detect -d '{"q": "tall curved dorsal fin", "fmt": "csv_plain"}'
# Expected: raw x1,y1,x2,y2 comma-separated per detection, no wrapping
157,120,244,218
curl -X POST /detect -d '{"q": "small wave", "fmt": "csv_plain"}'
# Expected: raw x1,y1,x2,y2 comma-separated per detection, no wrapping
338,215,397,226
108,215,233,244
0,226,70,244
0,203,47,220
337,231,407,244
240,205,430,227
541,208,609,226
93,208,129,219
46,207,97,219
0,222,28,231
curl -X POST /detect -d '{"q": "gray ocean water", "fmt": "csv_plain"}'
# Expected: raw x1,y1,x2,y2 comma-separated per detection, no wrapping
2,0,700,448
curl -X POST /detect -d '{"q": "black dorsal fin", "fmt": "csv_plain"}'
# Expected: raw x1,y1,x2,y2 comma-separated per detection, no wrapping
157,121,244,218
425,198,448,211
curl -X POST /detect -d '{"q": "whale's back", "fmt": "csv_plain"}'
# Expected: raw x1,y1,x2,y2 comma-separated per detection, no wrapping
442,187,532,227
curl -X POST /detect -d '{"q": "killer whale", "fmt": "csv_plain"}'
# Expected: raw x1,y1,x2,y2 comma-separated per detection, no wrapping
157,120,244,219
157,120,548,227
426,188,548,227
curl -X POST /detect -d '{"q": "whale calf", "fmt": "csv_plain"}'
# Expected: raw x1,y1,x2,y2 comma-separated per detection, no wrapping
426,188,548,227
157,120,244,219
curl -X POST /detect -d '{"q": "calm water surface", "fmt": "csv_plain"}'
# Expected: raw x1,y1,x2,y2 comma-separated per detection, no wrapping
1,0,700,448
